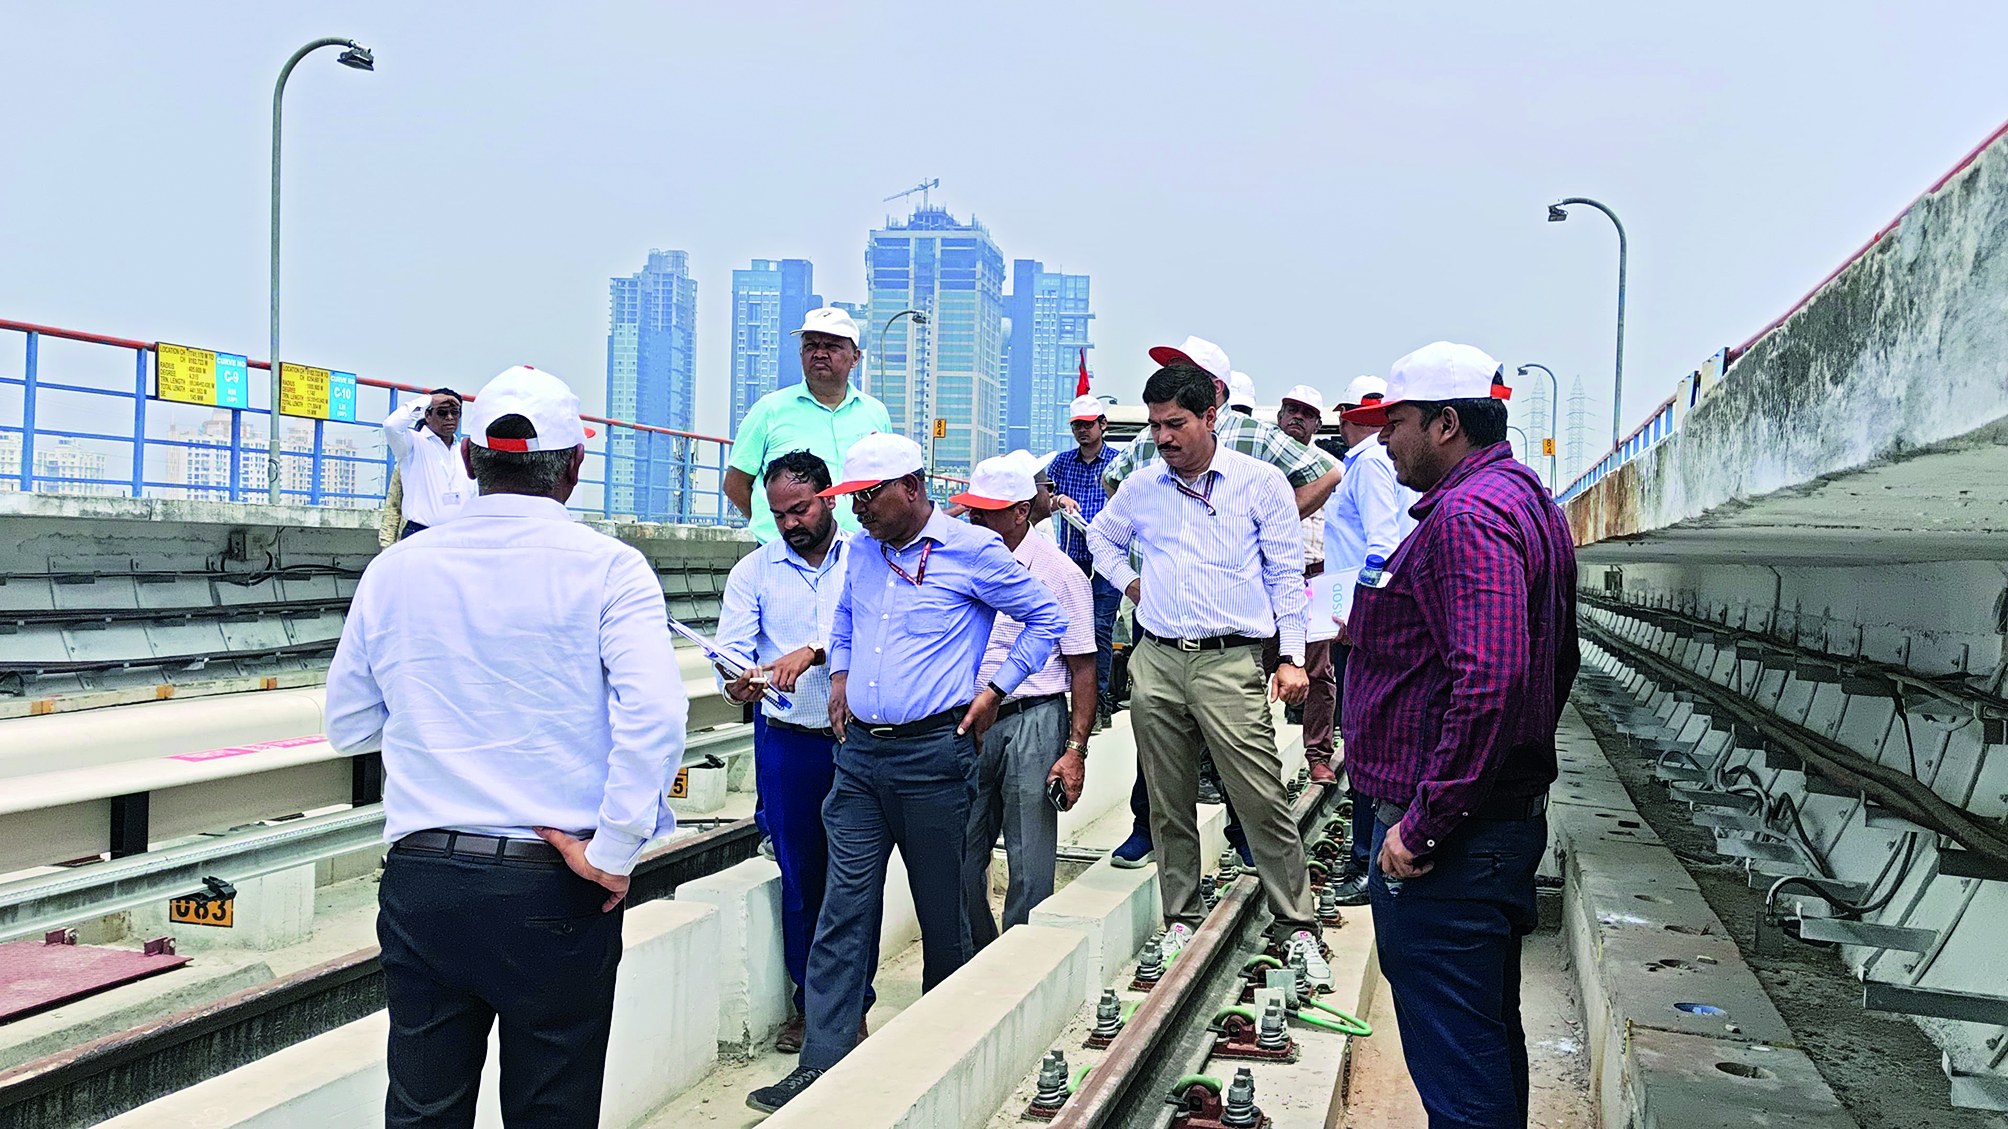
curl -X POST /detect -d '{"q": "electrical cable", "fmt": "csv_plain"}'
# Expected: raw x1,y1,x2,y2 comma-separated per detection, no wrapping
1766,831,1918,919
1296,995,1373,1037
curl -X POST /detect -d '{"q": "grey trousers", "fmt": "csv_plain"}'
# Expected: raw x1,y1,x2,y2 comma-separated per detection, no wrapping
1130,637,1319,934
962,695,1069,950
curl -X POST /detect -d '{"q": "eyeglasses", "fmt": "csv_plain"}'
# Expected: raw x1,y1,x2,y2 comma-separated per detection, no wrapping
852,480,894,504
428,404,462,418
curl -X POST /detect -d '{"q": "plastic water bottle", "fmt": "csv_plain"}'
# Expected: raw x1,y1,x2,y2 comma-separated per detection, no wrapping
1358,553,1388,588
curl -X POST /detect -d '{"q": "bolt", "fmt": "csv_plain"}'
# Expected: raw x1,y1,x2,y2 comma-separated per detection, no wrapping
1221,1066,1260,1127
1218,847,1239,874
1316,883,1339,921
1031,1050,1070,1112
1092,990,1124,1041
1200,873,1219,910
1135,938,1165,984
1257,1003,1289,1051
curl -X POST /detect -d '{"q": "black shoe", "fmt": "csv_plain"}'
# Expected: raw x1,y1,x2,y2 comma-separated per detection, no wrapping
748,1066,825,1113
1284,702,1305,726
1330,870,1370,907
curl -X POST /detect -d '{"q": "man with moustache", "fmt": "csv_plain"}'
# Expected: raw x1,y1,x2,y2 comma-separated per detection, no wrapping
714,450,870,1054
381,386,476,539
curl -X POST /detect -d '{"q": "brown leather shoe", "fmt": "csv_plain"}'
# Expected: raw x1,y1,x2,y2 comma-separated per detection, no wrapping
1308,761,1339,786
775,1013,806,1054
857,1015,870,1044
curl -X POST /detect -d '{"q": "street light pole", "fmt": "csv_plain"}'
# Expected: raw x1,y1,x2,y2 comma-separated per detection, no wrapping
1506,425,1531,467
876,307,929,465
1548,197,1627,453
1516,362,1559,492
270,37,374,505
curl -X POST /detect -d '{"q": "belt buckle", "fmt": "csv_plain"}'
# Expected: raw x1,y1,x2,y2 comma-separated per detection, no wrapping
868,725,897,739
1178,637,1201,652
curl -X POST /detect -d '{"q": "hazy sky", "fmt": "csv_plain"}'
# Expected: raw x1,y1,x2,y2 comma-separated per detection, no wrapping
5,2,2006,464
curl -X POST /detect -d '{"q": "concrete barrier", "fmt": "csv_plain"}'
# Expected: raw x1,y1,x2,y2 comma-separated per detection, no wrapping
677,857,789,1053
763,924,1091,1129
100,900,720,1129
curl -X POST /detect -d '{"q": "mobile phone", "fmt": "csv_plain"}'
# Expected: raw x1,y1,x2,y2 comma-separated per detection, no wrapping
1047,776,1071,812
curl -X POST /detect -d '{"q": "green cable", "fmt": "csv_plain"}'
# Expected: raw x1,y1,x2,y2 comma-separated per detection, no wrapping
1068,1062,1094,1094
1213,1005,1259,1025
1296,996,1373,1037
1243,954,1283,971
1122,999,1141,1021
1171,1074,1223,1096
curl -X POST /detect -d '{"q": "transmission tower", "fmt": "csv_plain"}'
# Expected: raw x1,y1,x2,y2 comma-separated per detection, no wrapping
1565,375,1591,480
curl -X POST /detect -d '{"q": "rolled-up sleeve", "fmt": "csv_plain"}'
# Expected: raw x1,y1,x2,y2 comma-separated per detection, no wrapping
585,548,687,876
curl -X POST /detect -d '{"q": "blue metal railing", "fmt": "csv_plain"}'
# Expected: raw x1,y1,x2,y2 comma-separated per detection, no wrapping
1,318,743,526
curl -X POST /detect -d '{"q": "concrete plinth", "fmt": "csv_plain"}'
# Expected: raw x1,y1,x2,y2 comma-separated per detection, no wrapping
129,863,314,952
676,857,789,1053
1026,859,1161,1001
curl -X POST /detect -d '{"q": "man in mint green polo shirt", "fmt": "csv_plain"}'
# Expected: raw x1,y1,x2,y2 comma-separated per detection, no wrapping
725,307,895,543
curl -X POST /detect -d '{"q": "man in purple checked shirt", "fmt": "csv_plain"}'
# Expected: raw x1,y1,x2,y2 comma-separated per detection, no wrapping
1339,341,1578,1129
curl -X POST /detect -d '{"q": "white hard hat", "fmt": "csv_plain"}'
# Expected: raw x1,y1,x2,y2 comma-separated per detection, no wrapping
464,366,597,451
1342,343,1509,426
1227,371,1256,410
1339,375,1388,408
1067,395,1106,421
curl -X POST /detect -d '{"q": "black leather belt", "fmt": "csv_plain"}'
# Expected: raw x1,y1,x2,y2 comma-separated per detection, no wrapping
1140,629,1266,652
766,716,837,739
393,829,573,864
858,705,966,741
1373,792,1549,830
994,692,1064,722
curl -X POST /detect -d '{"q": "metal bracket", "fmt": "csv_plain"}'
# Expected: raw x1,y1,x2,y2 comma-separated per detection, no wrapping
1863,981,2008,1026
1943,1053,2008,1112
1939,850,2008,882
1795,918,1938,953
1714,837,1799,863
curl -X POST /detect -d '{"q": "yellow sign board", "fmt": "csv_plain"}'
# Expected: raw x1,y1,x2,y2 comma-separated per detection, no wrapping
932,418,947,439
278,362,360,422
1541,438,1556,457
155,342,250,409
168,895,235,928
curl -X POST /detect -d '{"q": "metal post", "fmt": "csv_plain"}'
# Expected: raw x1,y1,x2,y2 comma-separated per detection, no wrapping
19,330,37,491
1507,424,1531,463
1517,362,1560,492
715,441,728,524
228,411,243,502
1549,198,1627,452
601,436,613,520
877,308,927,443
131,349,148,498
309,418,325,505
271,36,373,505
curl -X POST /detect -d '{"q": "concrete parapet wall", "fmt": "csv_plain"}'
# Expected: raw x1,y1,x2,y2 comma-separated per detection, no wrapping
676,857,790,1053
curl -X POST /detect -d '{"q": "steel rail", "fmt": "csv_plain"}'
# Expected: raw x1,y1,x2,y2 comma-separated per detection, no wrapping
0,816,760,1129
1052,782,1336,1129
0,596,351,628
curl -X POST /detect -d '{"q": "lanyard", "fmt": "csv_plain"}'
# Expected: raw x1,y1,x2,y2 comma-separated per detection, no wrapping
882,540,933,586
1172,471,1217,516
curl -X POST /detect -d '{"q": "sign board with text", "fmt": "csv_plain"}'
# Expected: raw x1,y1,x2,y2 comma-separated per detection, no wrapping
278,362,359,422
1542,438,1556,457
155,342,250,409
932,418,947,438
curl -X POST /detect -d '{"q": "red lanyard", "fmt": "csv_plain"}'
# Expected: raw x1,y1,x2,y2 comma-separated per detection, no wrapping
1172,471,1217,516
882,540,933,586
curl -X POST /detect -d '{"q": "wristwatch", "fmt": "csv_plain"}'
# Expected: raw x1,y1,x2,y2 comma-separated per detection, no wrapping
1065,739,1090,758
1283,654,1305,668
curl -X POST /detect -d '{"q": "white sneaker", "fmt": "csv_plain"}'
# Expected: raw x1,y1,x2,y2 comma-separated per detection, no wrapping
1287,929,1334,991
1160,923,1195,962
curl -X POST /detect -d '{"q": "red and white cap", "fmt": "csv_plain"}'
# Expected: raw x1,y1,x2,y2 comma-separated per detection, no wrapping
818,432,925,496
1340,342,1511,426
949,455,1036,511
1068,394,1107,421
1339,375,1387,408
1280,384,1325,413
1147,335,1231,384
791,306,861,343
464,365,596,451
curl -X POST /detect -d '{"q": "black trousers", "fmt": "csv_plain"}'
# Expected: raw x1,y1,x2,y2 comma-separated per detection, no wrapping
378,846,624,1129
399,519,429,540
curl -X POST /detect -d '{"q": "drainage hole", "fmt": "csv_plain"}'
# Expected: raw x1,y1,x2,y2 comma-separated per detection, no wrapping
1635,894,1672,904
1714,1061,1774,1080
1675,1002,1727,1016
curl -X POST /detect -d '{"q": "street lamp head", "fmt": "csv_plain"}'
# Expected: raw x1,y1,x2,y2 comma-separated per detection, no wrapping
1516,364,1530,375
911,312,930,325
337,44,375,71
1546,203,1568,223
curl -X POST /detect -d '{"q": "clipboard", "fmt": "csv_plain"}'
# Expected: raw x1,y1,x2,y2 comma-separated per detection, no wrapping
669,617,794,710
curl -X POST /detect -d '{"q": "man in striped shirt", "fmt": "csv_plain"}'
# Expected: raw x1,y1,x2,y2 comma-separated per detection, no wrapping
1087,364,1324,961
1340,342,1578,1129
954,455,1098,948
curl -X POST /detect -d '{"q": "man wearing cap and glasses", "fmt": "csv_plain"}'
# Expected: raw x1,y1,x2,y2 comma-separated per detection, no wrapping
1319,375,1420,907
713,449,872,1055
380,386,476,539
1086,364,1328,977
1273,384,1338,782
1048,395,1122,728
328,366,683,1129
725,307,894,544
952,454,1098,950
748,433,1066,1114
1340,343,1577,1129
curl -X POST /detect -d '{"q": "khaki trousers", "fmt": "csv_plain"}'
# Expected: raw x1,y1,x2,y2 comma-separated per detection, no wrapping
1131,636,1319,933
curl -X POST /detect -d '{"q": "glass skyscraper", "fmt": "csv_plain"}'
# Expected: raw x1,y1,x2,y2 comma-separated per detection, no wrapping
867,206,1007,478
1004,261,1093,455
730,259,822,436
606,249,697,517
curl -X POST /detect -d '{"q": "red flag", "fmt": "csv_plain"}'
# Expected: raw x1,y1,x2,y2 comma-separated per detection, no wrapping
1076,348,1090,397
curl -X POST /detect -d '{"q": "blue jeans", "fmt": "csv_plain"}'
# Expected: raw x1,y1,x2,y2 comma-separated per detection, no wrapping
1368,806,1545,1129
1078,561,1121,711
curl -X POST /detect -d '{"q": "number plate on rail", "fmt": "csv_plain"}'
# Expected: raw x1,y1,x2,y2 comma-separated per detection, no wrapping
168,896,235,927
668,768,690,799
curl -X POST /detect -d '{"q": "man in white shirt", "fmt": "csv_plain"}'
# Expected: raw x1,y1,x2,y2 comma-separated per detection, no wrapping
1321,374,1420,906
1275,384,1337,783
381,386,477,538
953,455,1097,948
714,450,872,1055
327,366,685,1129
1087,365,1324,969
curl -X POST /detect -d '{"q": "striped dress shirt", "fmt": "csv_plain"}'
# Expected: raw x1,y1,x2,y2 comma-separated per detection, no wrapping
977,531,1098,699
713,532,850,728
1087,447,1307,656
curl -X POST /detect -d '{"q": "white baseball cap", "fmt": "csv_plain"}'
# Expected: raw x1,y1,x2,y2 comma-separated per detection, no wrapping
1280,384,1325,413
1339,375,1388,408
950,455,1036,511
1227,371,1256,410
1147,335,1231,385
818,432,924,496
1341,342,1511,426
792,306,861,343
464,365,596,452
1067,395,1107,421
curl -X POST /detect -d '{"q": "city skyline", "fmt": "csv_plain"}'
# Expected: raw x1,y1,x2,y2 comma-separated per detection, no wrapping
605,249,697,516
729,258,821,436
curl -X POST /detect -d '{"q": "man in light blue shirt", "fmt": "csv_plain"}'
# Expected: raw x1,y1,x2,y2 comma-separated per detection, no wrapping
713,450,871,1054
748,433,1065,1113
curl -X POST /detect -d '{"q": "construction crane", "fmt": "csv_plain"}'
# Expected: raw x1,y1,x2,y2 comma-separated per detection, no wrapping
884,178,939,210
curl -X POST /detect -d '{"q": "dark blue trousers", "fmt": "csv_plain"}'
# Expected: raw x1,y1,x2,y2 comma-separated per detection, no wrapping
800,719,976,1070
1368,807,1545,1129
752,714,874,1014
